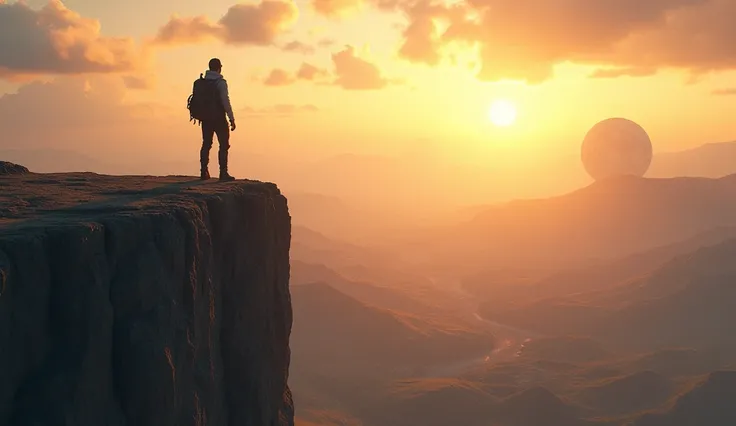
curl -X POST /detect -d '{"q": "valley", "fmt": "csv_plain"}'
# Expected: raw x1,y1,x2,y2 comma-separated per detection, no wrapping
287,173,736,426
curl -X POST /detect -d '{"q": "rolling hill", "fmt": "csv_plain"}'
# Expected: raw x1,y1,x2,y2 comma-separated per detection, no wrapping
290,283,494,375
632,371,736,426
479,238,736,353
649,141,736,179
465,225,736,304
424,174,736,272
576,371,673,416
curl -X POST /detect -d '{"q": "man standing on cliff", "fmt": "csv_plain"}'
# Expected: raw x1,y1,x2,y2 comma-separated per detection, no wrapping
188,58,236,181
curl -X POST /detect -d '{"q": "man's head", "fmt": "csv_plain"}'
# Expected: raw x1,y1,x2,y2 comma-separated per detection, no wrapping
208,58,222,73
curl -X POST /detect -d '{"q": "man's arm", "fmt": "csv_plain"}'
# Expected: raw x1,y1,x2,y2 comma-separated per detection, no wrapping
218,79,235,125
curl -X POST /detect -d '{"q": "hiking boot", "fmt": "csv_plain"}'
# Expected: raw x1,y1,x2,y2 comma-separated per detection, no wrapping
219,172,235,182
200,169,210,180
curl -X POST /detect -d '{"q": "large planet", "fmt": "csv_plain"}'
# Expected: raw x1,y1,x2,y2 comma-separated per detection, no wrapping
581,118,653,181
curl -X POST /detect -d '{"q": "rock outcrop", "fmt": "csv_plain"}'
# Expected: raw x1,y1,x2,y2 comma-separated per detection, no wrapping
0,173,293,426
0,161,29,175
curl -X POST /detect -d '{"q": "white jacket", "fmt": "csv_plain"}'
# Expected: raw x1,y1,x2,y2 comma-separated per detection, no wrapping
204,70,235,123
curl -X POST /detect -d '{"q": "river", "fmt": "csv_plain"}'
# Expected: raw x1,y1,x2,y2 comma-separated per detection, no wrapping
418,276,539,378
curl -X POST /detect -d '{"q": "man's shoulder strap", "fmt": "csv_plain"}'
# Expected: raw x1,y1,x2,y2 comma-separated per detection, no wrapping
195,76,219,88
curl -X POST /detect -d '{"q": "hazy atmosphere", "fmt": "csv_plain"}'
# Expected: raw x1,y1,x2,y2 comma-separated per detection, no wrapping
3,0,736,213
3,1,736,426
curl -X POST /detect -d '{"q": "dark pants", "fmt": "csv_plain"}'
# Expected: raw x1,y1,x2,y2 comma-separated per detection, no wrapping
200,119,230,173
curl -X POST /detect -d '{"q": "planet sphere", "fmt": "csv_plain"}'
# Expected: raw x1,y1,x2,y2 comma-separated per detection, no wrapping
581,118,653,181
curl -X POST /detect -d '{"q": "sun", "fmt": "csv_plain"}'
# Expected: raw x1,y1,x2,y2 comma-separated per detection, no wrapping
488,100,517,127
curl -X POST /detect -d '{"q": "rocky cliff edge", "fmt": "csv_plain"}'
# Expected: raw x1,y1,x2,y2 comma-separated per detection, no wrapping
0,172,293,426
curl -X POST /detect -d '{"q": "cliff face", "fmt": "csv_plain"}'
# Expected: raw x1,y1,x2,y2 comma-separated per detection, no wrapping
0,173,293,426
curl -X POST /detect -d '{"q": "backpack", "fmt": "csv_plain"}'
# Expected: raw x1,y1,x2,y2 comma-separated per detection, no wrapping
187,74,224,125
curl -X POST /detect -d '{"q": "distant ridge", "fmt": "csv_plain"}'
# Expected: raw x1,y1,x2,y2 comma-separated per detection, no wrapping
579,371,673,416
633,371,736,426
290,283,493,374
427,173,736,271
495,387,584,426
650,141,736,178
479,237,736,354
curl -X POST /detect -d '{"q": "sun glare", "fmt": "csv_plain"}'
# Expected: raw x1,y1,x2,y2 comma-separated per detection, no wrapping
488,100,517,127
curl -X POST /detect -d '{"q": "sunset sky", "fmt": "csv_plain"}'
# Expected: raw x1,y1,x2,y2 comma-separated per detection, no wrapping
1,0,736,209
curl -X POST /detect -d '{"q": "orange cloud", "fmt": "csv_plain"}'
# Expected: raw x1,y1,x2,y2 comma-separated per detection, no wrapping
153,15,219,44
395,1,465,67
391,0,736,83
122,75,155,90
712,88,736,96
317,38,337,48
332,46,389,90
0,1,145,78
261,62,329,86
296,63,329,80
310,0,362,17
0,75,173,151
309,0,399,16
263,68,295,86
588,67,658,79
398,16,440,65
261,48,392,90
282,40,316,54
153,0,298,46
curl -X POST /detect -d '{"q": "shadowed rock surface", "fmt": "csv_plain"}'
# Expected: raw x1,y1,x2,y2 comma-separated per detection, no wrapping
0,161,29,176
578,371,673,416
632,371,736,426
495,386,586,426
0,172,293,426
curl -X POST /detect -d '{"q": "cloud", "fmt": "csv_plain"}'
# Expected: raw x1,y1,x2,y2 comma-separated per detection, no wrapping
397,14,440,65
331,45,389,90
391,0,736,83
261,48,392,90
712,88,736,96
296,62,329,80
317,38,337,47
282,40,316,54
263,68,295,86
0,0,145,78
310,0,363,17
394,1,466,67
152,15,219,45
122,75,155,90
309,0,399,16
242,104,319,116
153,0,298,46
0,75,180,155
261,62,329,86
279,38,338,54
0,75,167,126
588,67,658,79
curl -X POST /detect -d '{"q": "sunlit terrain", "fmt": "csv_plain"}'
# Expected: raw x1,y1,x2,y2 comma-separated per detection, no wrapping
286,161,736,426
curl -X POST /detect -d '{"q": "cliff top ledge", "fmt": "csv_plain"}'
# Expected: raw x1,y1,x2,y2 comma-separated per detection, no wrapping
0,171,282,231
0,167,294,426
